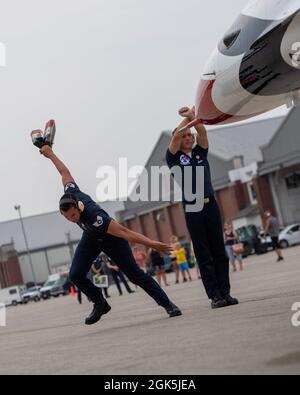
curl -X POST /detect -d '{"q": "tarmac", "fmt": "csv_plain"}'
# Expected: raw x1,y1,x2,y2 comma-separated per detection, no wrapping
1,246,300,375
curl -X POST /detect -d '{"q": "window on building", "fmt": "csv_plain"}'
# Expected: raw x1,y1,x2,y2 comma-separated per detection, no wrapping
155,211,165,222
285,173,300,190
247,182,258,205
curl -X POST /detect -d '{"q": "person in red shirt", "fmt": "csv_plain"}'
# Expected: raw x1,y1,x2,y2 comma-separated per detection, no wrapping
133,247,147,271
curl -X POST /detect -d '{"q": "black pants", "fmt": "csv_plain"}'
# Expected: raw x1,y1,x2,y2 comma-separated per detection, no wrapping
110,270,133,295
185,197,230,300
77,289,82,304
271,236,280,250
69,233,171,307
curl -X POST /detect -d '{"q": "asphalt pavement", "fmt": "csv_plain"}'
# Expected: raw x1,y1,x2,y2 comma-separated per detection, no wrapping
1,246,300,375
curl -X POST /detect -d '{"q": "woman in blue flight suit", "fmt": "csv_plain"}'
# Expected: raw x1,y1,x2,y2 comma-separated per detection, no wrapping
166,107,239,309
37,145,182,325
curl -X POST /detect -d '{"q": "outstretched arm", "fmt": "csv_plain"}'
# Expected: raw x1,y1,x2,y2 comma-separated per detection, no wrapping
107,221,172,255
178,107,209,150
40,145,75,187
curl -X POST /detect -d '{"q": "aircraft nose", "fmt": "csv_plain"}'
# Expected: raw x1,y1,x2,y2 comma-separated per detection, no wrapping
195,79,232,125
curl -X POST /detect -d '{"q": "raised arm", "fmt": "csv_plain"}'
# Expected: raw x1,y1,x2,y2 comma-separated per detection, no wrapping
195,123,209,150
168,117,192,155
40,145,75,187
178,107,209,150
107,221,172,255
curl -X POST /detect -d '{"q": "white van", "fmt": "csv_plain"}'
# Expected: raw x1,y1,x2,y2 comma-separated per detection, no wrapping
0,286,27,306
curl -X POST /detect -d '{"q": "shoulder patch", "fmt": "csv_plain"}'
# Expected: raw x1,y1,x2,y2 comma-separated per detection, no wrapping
93,216,104,228
65,183,76,191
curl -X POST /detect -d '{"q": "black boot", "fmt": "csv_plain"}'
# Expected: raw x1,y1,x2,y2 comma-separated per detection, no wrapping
211,297,227,309
164,302,182,318
224,295,239,306
85,300,111,326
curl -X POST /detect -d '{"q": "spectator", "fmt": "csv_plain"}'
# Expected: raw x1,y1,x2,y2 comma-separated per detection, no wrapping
91,256,110,298
133,247,147,272
106,258,135,296
173,243,193,282
148,249,169,287
264,211,284,262
170,236,180,284
77,288,83,304
224,223,244,272
190,241,201,279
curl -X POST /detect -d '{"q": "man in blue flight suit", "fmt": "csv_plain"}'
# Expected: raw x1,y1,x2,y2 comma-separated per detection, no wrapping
37,144,182,325
166,107,239,309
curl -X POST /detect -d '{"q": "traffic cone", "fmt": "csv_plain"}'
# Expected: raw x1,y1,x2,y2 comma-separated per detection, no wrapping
70,286,76,297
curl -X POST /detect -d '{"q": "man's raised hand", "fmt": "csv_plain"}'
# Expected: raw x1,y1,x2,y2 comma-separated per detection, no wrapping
178,106,195,121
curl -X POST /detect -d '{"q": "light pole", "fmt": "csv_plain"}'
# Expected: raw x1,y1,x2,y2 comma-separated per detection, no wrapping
65,231,74,266
14,205,37,286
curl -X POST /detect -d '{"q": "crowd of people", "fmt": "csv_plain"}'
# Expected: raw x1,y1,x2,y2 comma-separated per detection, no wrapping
223,211,285,273
135,210,285,287
77,236,201,303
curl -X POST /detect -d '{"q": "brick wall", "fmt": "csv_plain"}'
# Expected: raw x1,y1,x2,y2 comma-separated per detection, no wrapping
168,204,190,242
123,203,191,245
122,180,267,243
0,255,23,288
216,182,250,222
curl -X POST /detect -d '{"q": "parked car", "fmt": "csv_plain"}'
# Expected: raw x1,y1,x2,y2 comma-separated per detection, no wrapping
279,224,300,249
236,225,268,257
259,232,274,251
50,278,72,298
22,286,41,304
40,279,58,300
40,273,69,300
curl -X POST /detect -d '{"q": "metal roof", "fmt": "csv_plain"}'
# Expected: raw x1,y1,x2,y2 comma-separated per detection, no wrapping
0,201,124,252
119,115,286,221
259,107,300,175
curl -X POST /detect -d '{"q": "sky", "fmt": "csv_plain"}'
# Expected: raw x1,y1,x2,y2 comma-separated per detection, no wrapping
0,0,288,222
